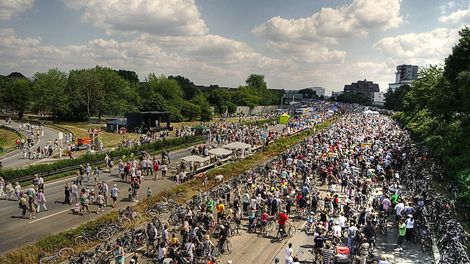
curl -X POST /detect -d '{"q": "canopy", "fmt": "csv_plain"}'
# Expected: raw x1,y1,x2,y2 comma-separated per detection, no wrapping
279,113,290,124
364,110,379,115
223,142,252,150
181,155,210,162
208,148,232,156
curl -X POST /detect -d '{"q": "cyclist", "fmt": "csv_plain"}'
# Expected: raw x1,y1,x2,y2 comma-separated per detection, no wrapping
217,225,228,252
260,209,271,235
277,209,289,237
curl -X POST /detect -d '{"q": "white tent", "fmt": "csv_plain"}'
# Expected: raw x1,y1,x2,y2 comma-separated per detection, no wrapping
208,148,232,156
364,110,379,115
181,155,210,163
223,142,252,150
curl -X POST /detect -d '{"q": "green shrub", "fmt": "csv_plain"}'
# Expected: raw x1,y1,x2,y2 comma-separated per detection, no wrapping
0,135,204,182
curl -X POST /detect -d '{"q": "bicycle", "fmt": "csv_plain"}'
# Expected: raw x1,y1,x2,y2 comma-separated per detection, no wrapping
276,223,296,240
212,239,233,257
39,247,74,264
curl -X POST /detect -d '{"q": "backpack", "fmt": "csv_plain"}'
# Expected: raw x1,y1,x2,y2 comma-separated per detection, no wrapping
147,226,156,239
272,198,278,208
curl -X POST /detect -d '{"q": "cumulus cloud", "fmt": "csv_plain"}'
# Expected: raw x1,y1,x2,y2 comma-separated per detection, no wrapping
0,0,34,20
439,6,470,26
253,0,403,43
0,28,286,88
265,41,347,64
373,28,459,65
63,0,208,36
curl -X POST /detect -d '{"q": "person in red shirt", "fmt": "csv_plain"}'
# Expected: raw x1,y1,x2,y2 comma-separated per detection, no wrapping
153,161,160,181
278,210,289,236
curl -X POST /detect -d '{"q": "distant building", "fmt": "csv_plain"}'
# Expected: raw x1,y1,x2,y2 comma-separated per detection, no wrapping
373,92,386,106
331,91,343,99
343,79,380,99
283,90,304,104
302,87,325,97
389,64,418,91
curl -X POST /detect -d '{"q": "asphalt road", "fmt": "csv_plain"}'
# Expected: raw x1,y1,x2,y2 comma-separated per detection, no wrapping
0,120,61,169
0,146,194,255
0,122,288,255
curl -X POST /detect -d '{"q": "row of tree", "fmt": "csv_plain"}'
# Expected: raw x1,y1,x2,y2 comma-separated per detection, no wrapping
0,67,282,122
385,27,470,209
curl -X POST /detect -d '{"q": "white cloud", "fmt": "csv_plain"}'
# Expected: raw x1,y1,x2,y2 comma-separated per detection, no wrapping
440,1,456,15
63,0,208,36
265,41,347,64
0,0,34,20
0,28,286,88
439,7,470,25
373,28,459,65
253,0,403,43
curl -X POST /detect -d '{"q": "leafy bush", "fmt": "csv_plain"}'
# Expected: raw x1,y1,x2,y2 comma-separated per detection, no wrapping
0,135,204,182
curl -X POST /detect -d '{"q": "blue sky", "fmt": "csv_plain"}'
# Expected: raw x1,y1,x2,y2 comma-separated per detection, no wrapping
1,0,469,94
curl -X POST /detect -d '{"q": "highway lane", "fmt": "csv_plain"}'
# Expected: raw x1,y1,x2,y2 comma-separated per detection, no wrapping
0,122,288,255
0,120,61,169
0,146,194,254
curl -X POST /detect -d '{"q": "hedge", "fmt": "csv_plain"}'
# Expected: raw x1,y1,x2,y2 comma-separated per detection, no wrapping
0,135,204,182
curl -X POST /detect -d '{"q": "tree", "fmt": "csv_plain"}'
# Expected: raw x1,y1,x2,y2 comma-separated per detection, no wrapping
115,70,139,84
384,85,411,111
169,75,198,100
96,67,138,119
227,101,237,116
336,93,371,105
207,88,231,115
3,78,33,119
232,86,260,109
180,101,200,121
192,92,212,121
67,68,105,119
298,88,318,99
246,74,267,91
32,68,68,121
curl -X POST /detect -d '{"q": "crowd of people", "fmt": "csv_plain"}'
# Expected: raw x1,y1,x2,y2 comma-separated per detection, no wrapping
3,102,427,264
143,107,418,264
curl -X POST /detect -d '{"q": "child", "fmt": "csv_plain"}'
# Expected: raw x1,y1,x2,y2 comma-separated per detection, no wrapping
128,187,133,202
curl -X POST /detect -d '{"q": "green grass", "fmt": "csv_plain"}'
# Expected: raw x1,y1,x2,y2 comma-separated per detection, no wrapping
0,126,22,156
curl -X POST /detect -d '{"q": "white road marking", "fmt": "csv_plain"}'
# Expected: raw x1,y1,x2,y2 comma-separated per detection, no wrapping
29,208,70,224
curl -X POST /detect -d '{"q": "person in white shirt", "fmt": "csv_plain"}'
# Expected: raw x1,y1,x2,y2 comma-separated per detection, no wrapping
394,201,405,221
405,215,415,242
285,243,293,264
338,214,347,229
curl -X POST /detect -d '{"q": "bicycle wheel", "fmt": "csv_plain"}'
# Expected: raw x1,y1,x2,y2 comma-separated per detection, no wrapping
96,230,112,241
267,221,274,232
224,240,233,254
59,247,74,258
132,212,142,220
74,236,90,245
119,216,132,226
39,256,56,264
147,209,160,217
211,247,221,258
288,225,296,237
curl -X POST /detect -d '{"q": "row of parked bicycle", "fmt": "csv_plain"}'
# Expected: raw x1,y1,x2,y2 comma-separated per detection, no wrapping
400,140,469,263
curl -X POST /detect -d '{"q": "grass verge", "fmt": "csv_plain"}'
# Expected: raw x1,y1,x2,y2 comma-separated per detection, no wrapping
0,125,24,156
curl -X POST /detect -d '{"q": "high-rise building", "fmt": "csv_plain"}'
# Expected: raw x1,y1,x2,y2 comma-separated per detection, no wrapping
343,79,380,99
389,64,419,91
